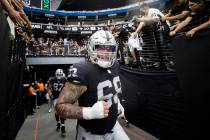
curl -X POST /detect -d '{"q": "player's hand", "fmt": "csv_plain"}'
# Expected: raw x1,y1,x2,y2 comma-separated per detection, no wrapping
82,101,109,120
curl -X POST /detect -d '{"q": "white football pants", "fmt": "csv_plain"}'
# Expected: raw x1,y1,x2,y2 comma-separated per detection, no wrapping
76,121,130,140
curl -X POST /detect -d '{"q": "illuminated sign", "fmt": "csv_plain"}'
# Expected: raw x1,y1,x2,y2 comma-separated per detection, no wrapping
42,0,51,10
31,23,107,33
32,24,41,29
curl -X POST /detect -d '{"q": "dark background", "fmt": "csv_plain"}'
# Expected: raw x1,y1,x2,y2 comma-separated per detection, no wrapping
57,0,139,11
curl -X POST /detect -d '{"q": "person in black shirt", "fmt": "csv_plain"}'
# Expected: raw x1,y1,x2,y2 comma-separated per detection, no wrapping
162,0,190,22
170,0,208,36
55,30,129,140
185,0,210,37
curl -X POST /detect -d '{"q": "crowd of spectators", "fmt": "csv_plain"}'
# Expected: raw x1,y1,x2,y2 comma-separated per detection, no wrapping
168,0,210,37
1,0,210,71
25,35,88,56
114,0,210,70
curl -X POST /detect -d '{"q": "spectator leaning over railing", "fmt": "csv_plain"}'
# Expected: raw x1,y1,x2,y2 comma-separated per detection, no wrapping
162,0,190,29
0,0,25,26
186,0,210,37
0,0,31,28
170,0,209,36
1,0,32,55
163,0,190,21
132,2,170,68
133,2,170,34
8,0,31,28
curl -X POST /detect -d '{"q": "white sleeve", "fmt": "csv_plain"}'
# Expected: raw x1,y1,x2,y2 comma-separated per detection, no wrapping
148,8,162,19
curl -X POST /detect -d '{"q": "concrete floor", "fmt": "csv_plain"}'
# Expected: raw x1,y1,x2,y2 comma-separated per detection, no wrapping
15,103,159,140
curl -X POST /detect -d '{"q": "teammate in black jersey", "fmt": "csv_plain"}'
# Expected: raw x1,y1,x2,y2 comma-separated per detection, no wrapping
55,30,129,140
48,69,67,137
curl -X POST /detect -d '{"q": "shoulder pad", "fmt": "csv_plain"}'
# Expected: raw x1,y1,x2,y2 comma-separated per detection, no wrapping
67,64,87,85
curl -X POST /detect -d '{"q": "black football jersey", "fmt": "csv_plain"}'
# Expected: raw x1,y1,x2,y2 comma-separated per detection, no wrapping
49,77,67,100
68,61,122,134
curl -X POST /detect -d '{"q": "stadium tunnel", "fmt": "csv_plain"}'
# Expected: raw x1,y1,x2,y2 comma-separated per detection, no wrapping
0,0,210,140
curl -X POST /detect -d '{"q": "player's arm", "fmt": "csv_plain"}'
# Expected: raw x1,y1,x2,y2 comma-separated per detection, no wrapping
55,82,87,119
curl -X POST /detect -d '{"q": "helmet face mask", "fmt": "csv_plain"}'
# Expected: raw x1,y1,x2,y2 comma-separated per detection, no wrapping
88,30,118,68
55,69,64,79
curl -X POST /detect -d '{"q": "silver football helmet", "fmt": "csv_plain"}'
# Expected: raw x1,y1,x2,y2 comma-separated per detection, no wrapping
55,69,64,79
88,30,118,68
